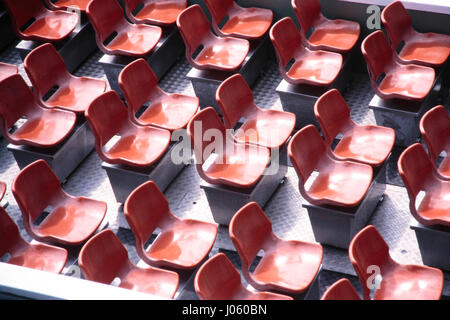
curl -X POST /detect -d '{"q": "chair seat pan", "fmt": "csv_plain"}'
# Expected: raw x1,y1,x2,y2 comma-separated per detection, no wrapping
22,10,78,41
417,180,450,225
35,198,106,245
400,32,450,66
196,37,249,71
0,182,5,201
120,266,178,298
45,77,106,113
137,94,199,130
146,219,217,269
334,125,395,166
8,243,67,273
374,264,443,300
251,241,323,293
309,19,360,52
236,290,293,300
107,24,162,57
202,144,270,188
0,63,18,82
134,1,186,25
221,7,273,39
287,50,342,86
438,155,450,179
105,127,170,167
234,110,296,148
51,0,91,11
10,108,76,147
379,64,434,100
307,161,372,206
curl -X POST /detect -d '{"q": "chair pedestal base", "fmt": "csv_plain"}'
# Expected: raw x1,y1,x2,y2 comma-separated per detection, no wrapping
15,17,96,73
99,26,184,96
7,120,95,183
411,222,450,272
276,50,353,129
200,145,288,226
102,141,187,205
303,158,388,249
187,36,271,113
0,9,15,51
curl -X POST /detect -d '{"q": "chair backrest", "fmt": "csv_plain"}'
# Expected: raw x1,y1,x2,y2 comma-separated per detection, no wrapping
119,59,161,121
12,160,63,225
288,125,326,183
87,0,124,44
123,0,143,15
420,105,450,165
270,17,303,73
124,181,171,250
321,278,361,300
291,0,321,36
24,43,69,102
2,0,44,34
216,74,255,129
381,1,412,50
203,0,233,27
0,207,24,258
85,91,129,149
229,202,272,268
79,229,129,284
361,31,393,83
194,253,243,300
314,89,351,144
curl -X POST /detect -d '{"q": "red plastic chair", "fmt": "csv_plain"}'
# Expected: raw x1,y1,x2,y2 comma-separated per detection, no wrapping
124,181,218,270
194,253,294,300
187,107,270,188
420,105,450,180
176,5,250,71
289,125,373,207
292,0,360,53
398,143,450,227
314,89,395,166
381,1,450,67
0,74,77,148
45,0,91,12
361,30,435,101
203,0,273,40
119,59,199,131
123,0,187,26
0,62,18,82
229,202,323,294
270,17,343,86
79,229,179,298
320,278,361,300
2,0,78,42
216,74,295,149
24,43,107,114
349,225,444,300
85,91,171,168
0,206,68,273
86,0,162,57
0,181,5,202
12,160,107,245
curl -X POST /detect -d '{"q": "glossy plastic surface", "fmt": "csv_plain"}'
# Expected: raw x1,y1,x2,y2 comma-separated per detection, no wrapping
0,62,18,82
0,181,5,202
124,0,187,26
45,0,92,12
320,278,361,300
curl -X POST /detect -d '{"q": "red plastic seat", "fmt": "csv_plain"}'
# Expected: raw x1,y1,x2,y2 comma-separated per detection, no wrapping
398,143,450,227
0,74,77,148
124,181,218,270
288,125,373,207
0,207,68,273
420,105,450,180
85,91,171,167
361,30,435,101
187,107,270,188
176,5,250,71
320,278,361,300
119,59,199,131
270,17,343,86
292,0,360,53
45,0,91,12
12,160,107,246
315,89,395,166
217,74,295,149
0,181,5,202
0,62,18,82
195,253,293,300
124,0,187,26
3,0,78,42
24,43,107,114
349,225,444,300
382,1,450,67
203,0,273,40
86,0,162,57
79,229,179,298
229,202,323,294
